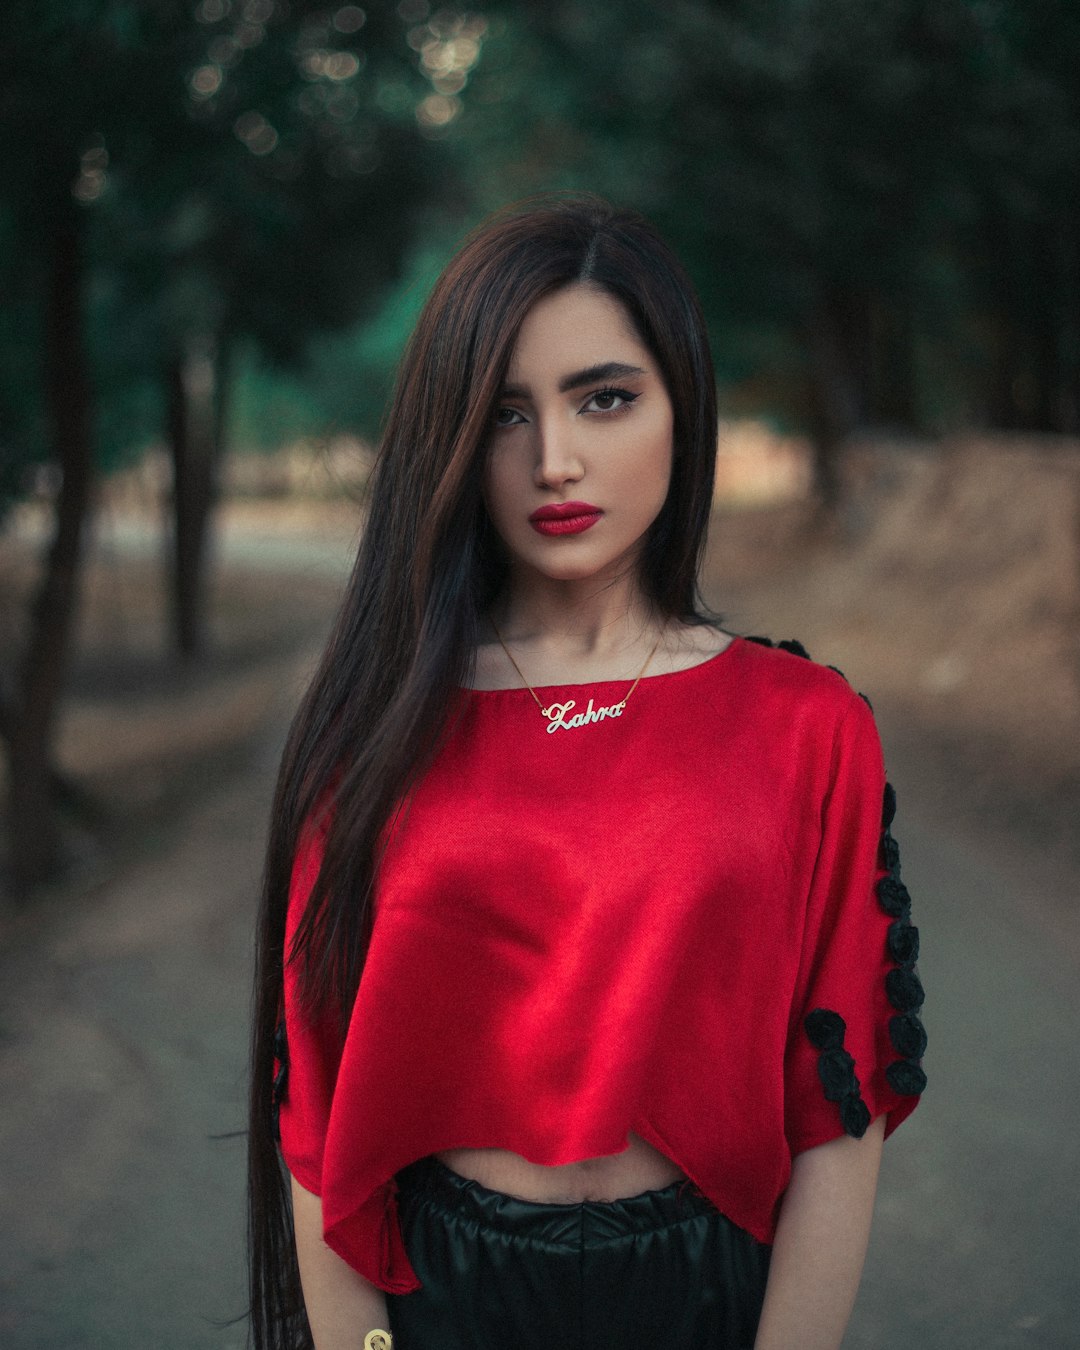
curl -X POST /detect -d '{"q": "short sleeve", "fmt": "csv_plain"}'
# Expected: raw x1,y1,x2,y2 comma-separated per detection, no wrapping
784,696,926,1156
276,813,344,1195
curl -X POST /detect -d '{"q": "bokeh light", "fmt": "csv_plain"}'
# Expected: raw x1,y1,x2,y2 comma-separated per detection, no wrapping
195,0,231,23
332,6,367,35
208,34,241,66
190,63,224,97
324,50,362,81
71,141,109,204
233,111,279,155
416,92,460,130
408,11,486,113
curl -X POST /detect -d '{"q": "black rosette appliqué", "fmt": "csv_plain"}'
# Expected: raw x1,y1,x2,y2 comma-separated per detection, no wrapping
876,782,927,1099
885,966,925,1012
840,1095,872,1137
803,1008,871,1138
887,920,920,967
885,1060,928,1096
889,1012,928,1060
805,1008,846,1050
876,875,910,919
817,1046,859,1103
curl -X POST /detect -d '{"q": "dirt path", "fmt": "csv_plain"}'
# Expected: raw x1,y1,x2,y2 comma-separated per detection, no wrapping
1,501,1078,1347
0,687,295,1350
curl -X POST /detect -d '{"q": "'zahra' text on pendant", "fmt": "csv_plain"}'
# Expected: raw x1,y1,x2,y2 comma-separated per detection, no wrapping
541,697,625,734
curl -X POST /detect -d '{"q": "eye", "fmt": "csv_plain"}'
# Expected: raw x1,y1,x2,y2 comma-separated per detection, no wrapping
582,387,639,414
493,405,526,428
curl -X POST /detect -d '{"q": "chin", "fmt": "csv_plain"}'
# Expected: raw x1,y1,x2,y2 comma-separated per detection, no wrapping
530,553,638,586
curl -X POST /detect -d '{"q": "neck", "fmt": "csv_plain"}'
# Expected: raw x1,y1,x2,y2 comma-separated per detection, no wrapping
490,566,660,658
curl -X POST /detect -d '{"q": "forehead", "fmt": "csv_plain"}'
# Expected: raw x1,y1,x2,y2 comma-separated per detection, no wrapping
506,284,647,379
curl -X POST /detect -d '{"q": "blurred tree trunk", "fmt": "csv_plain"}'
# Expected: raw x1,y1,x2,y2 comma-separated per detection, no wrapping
6,203,94,893
1040,223,1077,433
805,286,863,512
872,291,917,427
987,315,1020,429
1066,226,1080,434
166,335,226,659
0,681,100,826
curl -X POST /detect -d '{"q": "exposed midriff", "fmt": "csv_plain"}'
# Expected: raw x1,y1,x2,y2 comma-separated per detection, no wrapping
435,1131,685,1203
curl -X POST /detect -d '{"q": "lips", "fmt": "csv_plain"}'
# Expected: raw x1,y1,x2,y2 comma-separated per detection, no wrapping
529,501,603,536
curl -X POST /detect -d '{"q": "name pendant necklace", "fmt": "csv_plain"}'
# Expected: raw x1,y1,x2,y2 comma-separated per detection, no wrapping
489,619,663,734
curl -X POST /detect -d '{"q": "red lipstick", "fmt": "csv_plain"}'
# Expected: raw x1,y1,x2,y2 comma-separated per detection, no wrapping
529,501,603,536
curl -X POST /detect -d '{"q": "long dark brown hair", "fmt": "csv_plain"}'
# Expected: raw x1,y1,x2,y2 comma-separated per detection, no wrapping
247,194,719,1347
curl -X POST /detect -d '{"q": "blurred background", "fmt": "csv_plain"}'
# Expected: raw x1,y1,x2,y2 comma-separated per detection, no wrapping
1,2,1078,1347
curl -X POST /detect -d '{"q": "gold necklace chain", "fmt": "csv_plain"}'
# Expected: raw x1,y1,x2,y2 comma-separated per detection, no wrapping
488,618,663,726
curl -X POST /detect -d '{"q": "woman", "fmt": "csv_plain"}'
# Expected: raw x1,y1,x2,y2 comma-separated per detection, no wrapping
248,195,927,1350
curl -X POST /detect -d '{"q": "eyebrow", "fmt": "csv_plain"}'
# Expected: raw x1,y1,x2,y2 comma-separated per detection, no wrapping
500,361,648,399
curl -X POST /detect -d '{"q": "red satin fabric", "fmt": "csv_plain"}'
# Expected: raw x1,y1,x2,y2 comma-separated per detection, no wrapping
279,636,921,1292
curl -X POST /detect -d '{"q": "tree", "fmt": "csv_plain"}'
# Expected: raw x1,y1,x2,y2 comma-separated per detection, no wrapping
0,0,468,891
0,1,140,891
93,0,443,655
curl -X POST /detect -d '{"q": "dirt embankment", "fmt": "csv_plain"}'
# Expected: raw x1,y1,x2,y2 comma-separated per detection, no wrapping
710,434,1080,870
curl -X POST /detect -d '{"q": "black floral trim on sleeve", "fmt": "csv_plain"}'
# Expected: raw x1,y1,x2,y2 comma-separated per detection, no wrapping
802,783,927,1133
885,966,926,1012
885,1060,928,1095
876,875,911,919
875,782,927,1099
746,635,814,661
804,1008,872,1139
887,919,920,966
889,1012,929,1059
271,1019,289,1143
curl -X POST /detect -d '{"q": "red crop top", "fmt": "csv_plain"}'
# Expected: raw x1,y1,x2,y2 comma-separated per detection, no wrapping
277,635,926,1293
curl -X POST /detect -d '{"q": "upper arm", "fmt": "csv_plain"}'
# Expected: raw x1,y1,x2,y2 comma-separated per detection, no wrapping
789,1111,885,1207
754,1115,886,1350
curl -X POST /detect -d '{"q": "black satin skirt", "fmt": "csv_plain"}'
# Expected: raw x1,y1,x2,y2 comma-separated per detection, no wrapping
386,1157,771,1350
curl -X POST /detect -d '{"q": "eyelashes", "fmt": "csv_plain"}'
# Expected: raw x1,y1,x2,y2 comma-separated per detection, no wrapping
493,386,640,427
583,386,640,414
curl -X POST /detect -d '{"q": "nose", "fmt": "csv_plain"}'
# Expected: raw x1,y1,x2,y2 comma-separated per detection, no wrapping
533,415,584,490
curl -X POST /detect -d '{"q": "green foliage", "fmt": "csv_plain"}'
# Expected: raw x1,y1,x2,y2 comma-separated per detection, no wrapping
293,238,458,437
2,0,1078,480
414,0,1080,437
0,0,459,495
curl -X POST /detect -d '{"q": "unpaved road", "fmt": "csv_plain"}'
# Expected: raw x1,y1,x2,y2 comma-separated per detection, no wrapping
1,525,1078,1348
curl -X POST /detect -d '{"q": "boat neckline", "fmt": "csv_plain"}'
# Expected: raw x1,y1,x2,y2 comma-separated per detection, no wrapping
460,632,742,695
